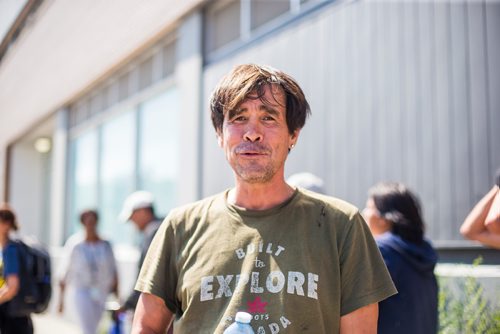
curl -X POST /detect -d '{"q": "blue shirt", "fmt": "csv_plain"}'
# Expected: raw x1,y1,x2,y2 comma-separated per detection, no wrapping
1,241,20,279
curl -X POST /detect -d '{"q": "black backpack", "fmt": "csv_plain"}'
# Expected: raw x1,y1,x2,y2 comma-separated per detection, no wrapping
5,237,52,317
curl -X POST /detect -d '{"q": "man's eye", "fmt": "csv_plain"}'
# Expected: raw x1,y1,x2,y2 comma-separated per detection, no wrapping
263,116,275,121
233,116,246,122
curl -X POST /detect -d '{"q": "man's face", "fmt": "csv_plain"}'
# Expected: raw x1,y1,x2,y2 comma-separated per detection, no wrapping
362,198,388,236
130,208,148,231
81,214,97,232
217,85,299,184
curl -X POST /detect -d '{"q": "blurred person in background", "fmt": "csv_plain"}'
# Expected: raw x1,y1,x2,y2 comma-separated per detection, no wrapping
363,182,438,334
287,171,325,194
115,191,162,323
58,209,119,334
460,168,500,249
0,204,33,334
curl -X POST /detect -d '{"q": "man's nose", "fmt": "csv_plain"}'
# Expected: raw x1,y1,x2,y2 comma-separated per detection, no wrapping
244,122,262,142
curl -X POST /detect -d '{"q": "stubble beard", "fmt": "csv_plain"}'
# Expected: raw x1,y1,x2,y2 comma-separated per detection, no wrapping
233,160,276,184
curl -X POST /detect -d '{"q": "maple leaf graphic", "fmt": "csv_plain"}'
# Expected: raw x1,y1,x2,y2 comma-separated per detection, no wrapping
247,296,267,314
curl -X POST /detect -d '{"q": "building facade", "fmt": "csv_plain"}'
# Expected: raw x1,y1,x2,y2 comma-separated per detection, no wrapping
0,0,499,268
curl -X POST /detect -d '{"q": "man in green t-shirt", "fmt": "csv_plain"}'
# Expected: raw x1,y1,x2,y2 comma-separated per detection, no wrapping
132,64,397,333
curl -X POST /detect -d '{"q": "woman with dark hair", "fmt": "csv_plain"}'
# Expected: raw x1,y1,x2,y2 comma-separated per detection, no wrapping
362,182,438,334
58,209,119,334
0,203,33,334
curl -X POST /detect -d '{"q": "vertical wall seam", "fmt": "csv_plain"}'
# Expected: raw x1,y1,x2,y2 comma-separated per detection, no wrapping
482,0,492,179
464,0,473,205
429,2,439,236
446,1,458,234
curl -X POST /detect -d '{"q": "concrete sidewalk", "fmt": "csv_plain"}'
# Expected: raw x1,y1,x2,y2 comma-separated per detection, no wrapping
32,312,81,334
31,309,130,334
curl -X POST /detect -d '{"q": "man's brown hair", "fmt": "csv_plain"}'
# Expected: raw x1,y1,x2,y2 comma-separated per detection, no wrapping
210,64,311,135
0,203,19,231
79,209,98,224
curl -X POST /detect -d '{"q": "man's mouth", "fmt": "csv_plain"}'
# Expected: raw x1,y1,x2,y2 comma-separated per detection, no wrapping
235,144,269,156
241,151,263,155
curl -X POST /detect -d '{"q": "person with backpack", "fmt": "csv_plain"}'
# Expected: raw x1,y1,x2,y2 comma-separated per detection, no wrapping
58,209,119,334
0,203,34,334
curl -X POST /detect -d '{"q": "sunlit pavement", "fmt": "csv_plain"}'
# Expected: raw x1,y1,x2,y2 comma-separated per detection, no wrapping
32,313,81,334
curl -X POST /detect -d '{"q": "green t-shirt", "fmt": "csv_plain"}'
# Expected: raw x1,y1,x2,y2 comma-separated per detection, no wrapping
136,189,396,333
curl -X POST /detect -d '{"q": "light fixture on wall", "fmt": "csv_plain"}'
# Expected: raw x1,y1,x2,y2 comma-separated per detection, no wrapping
34,137,52,153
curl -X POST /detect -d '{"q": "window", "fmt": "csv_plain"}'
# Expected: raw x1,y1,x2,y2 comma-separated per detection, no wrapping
67,86,180,246
99,110,136,245
68,38,176,130
204,0,332,59
162,42,176,78
118,72,130,102
205,0,241,53
251,0,290,31
65,35,179,246
139,56,154,90
138,88,179,219
69,130,98,234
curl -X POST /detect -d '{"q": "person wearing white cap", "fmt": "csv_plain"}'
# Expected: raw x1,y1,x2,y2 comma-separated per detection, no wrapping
287,172,325,194
132,65,396,333
116,191,162,314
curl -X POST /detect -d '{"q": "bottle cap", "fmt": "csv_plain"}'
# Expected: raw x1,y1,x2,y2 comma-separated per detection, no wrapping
235,311,252,324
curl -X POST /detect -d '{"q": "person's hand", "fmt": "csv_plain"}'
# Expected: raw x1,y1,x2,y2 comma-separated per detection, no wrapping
112,305,127,322
58,280,66,314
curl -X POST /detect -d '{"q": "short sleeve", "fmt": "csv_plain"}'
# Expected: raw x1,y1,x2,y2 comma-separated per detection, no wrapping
3,243,20,277
339,212,397,315
135,218,179,314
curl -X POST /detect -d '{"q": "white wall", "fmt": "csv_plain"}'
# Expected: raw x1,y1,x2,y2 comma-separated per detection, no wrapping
0,146,5,203
8,140,49,241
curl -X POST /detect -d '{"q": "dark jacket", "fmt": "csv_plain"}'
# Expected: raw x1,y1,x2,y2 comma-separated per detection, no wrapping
124,219,161,310
376,232,438,334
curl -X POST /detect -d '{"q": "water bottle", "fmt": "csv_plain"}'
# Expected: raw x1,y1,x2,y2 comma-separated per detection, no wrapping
223,311,255,334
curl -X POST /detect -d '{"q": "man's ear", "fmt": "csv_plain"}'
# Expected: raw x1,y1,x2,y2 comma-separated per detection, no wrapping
290,129,300,146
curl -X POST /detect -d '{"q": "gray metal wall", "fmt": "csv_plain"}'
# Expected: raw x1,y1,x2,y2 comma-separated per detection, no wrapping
202,0,500,244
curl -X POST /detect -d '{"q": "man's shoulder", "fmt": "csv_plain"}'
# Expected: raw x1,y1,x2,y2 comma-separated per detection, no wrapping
167,191,225,222
4,240,19,255
63,232,85,249
297,189,360,220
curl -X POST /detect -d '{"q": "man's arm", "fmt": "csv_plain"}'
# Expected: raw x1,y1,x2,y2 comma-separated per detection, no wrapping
0,275,20,304
340,302,378,334
484,186,500,234
460,185,500,249
131,292,173,334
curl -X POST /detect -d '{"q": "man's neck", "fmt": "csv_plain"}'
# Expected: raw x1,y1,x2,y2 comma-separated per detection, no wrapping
228,181,295,210
85,232,100,243
0,234,8,248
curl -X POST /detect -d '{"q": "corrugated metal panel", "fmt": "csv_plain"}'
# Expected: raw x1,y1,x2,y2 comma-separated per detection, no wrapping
468,2,491,202
486,3,500,175
202,0,500,243
450,2,472,238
